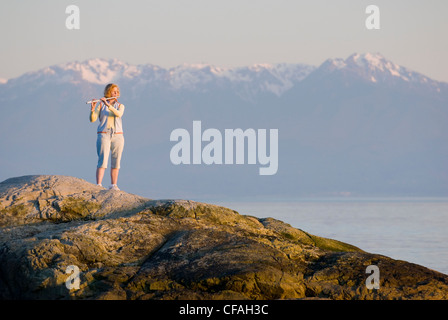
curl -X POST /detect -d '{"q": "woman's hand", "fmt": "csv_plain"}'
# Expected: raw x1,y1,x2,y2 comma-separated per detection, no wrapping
90,99,97,111
101,97,114,108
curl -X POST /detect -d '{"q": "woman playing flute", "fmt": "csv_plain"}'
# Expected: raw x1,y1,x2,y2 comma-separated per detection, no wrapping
89,83,125,190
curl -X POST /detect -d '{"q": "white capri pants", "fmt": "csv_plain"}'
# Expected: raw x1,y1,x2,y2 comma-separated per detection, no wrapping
96,131,125,169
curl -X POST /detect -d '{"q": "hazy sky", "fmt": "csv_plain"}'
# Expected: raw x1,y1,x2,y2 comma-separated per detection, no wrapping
1,0,447,81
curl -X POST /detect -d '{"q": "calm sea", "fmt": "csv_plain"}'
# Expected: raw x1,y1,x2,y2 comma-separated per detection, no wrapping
214,198,448,275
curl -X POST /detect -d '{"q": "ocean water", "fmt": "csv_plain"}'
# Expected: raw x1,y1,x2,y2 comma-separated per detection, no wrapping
214,199,448,275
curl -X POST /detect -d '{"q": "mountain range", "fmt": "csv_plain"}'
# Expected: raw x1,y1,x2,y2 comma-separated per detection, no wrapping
1,53,447,200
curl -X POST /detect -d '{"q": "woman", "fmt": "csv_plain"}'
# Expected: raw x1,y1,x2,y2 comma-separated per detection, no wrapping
89,83,125,190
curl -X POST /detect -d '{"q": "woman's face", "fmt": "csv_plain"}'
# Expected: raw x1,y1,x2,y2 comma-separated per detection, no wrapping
110,87,119,98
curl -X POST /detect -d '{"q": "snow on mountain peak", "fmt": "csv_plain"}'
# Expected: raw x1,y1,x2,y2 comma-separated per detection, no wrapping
163,62,315,94
328,58,347,70
350,52,386,67
347,52,402,77
5,54,442,97
61,58,140,84
319,52,437,86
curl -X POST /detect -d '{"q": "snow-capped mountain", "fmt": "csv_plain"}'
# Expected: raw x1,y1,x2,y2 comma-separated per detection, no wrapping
165,62,315,95
3,58,315,96
308,53,443,92
4,58,141,87
1,53,447,199
3,52,445,97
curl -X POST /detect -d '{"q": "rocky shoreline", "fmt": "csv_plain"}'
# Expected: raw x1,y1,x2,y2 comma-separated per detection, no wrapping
1,175,447,300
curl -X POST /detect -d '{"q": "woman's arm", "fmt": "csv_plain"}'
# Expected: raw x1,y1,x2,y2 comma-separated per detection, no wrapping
107,103,125,118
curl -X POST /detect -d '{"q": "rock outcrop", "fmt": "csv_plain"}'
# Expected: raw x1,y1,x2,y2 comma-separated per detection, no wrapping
1,175,447,300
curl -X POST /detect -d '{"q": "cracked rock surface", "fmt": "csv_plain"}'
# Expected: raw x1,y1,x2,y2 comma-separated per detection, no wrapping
1,175,447,300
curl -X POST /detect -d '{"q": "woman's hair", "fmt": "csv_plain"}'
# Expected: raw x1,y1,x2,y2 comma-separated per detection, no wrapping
104,83,120,98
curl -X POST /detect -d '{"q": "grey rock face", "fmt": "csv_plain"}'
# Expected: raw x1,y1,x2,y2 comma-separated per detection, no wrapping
1,175,447,299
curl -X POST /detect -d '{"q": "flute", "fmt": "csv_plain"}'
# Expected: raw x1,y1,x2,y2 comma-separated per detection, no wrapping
86,96,120,104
